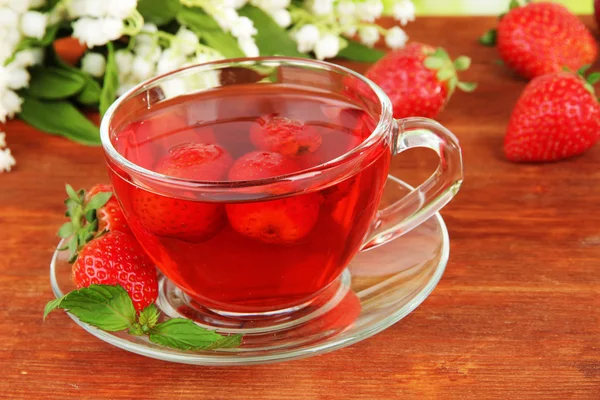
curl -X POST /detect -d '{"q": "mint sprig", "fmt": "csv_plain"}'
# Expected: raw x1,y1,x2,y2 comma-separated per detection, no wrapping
45,284,243,351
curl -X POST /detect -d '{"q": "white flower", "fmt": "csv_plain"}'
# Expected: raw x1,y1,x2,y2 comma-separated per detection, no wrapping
0,131,5,147
355,0,384,23
393,0,416,26
81,52,106,77
0,7,19,29
238,37,259,57
116,81,135,96
314,34,339,60
175,26,199,56
20,11,48,39
161,78,187,98
157,48,186,75
232,0,249,9
107,0,137,19
0,89,22,123
72,17,124,48
141,23,158,33
4,65,30,89
5,0,29,13
134,43,161,62
294,24,320,53
132,56,155,81
270,8,291,28
213,8,238,31
337,1,355,16
231,16,256,39
115,49,134,76
0,148,16,172
13,48,44,68
385,26,408,49
69,0,109,18
309,0,333,16
343,25,357,37
359,25,380,47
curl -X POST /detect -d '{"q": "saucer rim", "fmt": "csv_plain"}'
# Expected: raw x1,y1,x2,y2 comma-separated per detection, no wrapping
49,177,449,366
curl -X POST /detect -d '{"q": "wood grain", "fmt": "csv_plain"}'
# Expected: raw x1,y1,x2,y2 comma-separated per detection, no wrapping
1,16,600,400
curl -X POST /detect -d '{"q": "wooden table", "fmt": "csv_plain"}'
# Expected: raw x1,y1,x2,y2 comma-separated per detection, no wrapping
2,16,600,399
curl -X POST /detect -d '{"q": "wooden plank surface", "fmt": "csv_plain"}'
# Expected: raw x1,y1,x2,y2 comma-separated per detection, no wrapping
1,16,599,399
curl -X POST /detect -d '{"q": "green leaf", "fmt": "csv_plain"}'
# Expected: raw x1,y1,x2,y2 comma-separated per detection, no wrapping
65,184,80,203
139,304,160,329
27,67,86,100
76,77,102,106
44,285,137,332
177,7,244,58
238,5,307,58
19,95,101,146
84,192,112,213
424,56,445,70
337,40,385,63
205,334,243,350
577,65,592,76
100,42,119,117
479,29,497,47
436,68,455,81
509,0,520,10
454,56,471,71
44,297,63,319
137,0,182,26
149,319,227,350
457,81,478,92
57,222,74,238
587,72,600,85
85,209,96,223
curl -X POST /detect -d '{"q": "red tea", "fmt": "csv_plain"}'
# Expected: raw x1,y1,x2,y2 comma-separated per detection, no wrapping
107,84,390,313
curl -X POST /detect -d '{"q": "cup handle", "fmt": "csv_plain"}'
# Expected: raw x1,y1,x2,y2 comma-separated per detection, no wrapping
361,117,464,251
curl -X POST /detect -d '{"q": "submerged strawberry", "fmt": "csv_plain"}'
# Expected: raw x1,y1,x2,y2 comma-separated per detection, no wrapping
72,231,158,311
250,114,322,157
134,143,233,242
226,151,320,245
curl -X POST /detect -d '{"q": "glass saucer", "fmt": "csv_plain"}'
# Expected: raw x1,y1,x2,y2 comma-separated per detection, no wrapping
49,175,449,366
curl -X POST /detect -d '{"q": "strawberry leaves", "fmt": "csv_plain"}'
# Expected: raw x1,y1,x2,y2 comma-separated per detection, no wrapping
58,184,112,262
423,48,477,97
45,284,242,351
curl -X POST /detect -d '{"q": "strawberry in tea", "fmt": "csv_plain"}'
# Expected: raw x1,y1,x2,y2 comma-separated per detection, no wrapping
106,84,390,314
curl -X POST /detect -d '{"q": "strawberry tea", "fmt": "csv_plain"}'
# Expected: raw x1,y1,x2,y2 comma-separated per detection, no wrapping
106,83,390,314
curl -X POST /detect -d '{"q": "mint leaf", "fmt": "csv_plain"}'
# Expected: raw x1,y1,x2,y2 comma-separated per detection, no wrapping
138,0,181,26
27,67,86,100
100,42,119,117
205,334,243,350
84,192,112,213
45,285,136,332
177,7,244,58
149,319,227,350
337,40,385,63
238,5,307,58
139,304,160,329
19,95,101,146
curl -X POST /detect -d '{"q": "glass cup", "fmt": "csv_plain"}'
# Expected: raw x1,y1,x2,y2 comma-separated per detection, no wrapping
100,57,463,324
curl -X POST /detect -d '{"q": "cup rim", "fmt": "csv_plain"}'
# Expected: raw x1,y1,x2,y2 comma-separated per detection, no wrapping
100,56,393,189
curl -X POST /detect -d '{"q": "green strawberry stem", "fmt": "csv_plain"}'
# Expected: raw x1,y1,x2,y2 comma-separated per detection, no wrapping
57,184,112,262
480,0,532,46
44,284,243,351
423,48,477,98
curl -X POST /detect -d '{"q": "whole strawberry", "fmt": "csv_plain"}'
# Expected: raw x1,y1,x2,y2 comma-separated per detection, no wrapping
85,184,131,234
72,231,158,311
504,68,600,162
58,183,130,262
483,1,597,79
366,43,476,119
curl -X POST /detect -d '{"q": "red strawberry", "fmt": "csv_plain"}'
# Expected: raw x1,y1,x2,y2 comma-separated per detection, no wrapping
85,184,131,234
226,151,320,245
484,2,597,80
72,231,158,311
504,69,600,162
133,143,232,241
250,114,322,157
366,43,475,119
